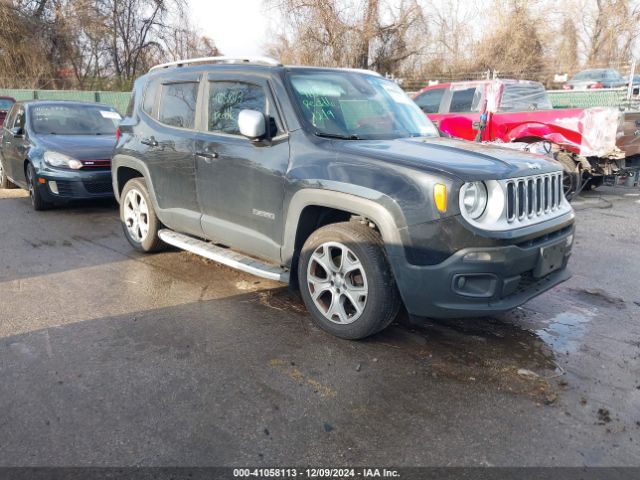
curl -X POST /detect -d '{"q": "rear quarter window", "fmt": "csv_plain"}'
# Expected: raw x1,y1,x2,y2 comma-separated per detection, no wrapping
449,87,482,113
158,82,198,129
142,78,161,117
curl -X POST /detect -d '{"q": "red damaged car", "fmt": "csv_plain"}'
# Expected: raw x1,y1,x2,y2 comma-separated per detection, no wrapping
413,79,639,197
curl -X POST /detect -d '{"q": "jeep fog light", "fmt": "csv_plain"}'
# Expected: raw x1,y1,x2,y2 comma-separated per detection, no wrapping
463,251,492,262
49,181,59,194
566,234,573,247
460,181,488,219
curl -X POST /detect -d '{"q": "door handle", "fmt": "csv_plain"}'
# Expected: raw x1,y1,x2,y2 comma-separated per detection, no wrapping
196,151,219,163
141,136,158,147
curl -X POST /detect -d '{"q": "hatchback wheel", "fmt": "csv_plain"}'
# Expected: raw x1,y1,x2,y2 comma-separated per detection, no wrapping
298,221,401,340
120,178,166,252
26,163,50,211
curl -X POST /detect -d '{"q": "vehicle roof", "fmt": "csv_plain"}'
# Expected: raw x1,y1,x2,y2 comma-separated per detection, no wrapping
144,62,382,79
0,96,15,101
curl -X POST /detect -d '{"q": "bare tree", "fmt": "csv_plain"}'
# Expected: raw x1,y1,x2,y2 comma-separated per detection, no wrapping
264,0,426,76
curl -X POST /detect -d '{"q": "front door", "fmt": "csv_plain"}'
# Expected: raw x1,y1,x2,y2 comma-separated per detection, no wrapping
2,106,27,186
434,85,485,141
195,74,289,262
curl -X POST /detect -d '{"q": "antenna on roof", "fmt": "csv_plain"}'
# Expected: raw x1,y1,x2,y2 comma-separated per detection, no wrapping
149,56,282,72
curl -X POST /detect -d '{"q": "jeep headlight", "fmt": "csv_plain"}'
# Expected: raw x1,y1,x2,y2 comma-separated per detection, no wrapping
460,181,488,219
43,151,82,170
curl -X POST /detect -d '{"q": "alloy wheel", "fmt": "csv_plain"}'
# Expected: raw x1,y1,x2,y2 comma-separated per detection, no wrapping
306,241,368,325
26,166,35,204
123,188,150,243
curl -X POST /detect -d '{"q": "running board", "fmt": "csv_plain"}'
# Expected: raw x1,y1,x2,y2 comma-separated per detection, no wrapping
158,229,289,283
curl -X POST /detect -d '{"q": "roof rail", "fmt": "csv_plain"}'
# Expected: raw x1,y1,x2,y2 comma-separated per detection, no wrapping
149,56,282,72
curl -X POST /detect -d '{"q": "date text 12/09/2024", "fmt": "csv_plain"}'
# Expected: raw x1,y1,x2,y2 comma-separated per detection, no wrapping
233,468,400,478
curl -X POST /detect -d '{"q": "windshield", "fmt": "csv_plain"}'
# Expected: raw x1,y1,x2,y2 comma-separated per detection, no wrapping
30,104,121,135
0,98,14,111
499,83,552,112
287,70,439,140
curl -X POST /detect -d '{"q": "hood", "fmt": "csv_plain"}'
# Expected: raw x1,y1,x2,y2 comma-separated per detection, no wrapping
36,134,116,160
333,137,560,181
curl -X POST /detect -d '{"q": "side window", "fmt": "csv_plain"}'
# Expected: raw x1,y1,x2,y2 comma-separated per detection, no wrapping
449,87,482,113
142,78,161,117
158,82,198,129
414,88,445,114
208,81,268,135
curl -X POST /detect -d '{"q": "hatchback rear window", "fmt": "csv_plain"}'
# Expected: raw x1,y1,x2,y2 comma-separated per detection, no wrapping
158,82,198,129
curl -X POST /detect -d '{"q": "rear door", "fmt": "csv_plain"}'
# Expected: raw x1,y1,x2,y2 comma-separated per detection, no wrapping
142,73,203,236
194,73,289,262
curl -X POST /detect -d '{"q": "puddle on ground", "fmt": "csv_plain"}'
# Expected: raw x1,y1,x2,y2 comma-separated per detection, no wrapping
242,284,608,403
536,310,596,354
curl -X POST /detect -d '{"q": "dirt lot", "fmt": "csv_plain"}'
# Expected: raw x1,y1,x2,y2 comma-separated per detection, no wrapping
0,186,639,466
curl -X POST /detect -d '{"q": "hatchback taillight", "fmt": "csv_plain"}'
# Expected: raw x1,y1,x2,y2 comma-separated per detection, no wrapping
115,127,121,141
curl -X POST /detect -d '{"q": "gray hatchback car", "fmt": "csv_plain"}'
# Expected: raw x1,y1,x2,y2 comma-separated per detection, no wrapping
112,56,575,339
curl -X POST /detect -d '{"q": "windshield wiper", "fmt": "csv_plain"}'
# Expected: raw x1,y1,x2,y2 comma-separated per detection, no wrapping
315,131,360,140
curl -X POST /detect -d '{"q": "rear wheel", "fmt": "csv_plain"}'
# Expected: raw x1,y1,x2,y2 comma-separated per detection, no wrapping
0,156,16,189
298,221,401,340
26,163,50,211
120,178,166,253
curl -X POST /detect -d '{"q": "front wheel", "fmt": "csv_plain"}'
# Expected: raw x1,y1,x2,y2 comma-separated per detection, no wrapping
555,151,581,200
26,163,50,211
298,221,401,340
120,178,166,253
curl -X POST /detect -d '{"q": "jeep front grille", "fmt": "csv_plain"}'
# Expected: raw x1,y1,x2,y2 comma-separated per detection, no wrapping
505,172,563,223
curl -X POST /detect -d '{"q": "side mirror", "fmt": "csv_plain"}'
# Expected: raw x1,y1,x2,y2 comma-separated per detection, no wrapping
11,127,24,138
238,109,266,140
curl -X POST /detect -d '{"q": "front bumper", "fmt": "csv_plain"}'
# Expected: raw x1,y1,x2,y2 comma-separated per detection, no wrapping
36,168,114,201
391,224,574,318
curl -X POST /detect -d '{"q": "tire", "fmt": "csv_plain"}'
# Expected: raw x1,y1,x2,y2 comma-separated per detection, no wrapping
0,156,16,189
120,177,166,253
298,221,401,340
26,163,50,211
554,151,580,200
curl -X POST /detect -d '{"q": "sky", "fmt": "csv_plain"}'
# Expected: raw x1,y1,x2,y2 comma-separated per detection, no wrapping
188,0,271,57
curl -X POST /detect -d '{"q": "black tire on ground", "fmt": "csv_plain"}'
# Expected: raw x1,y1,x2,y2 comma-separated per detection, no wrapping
298,221,401,340
26,163,50,211
119,177,166,253
555,151,581,200
0,156,17,189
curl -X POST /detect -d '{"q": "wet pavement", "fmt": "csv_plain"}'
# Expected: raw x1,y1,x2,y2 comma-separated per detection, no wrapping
0,187,639,466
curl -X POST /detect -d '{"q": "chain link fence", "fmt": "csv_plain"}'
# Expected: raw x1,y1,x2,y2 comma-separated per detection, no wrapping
0,88,131,114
